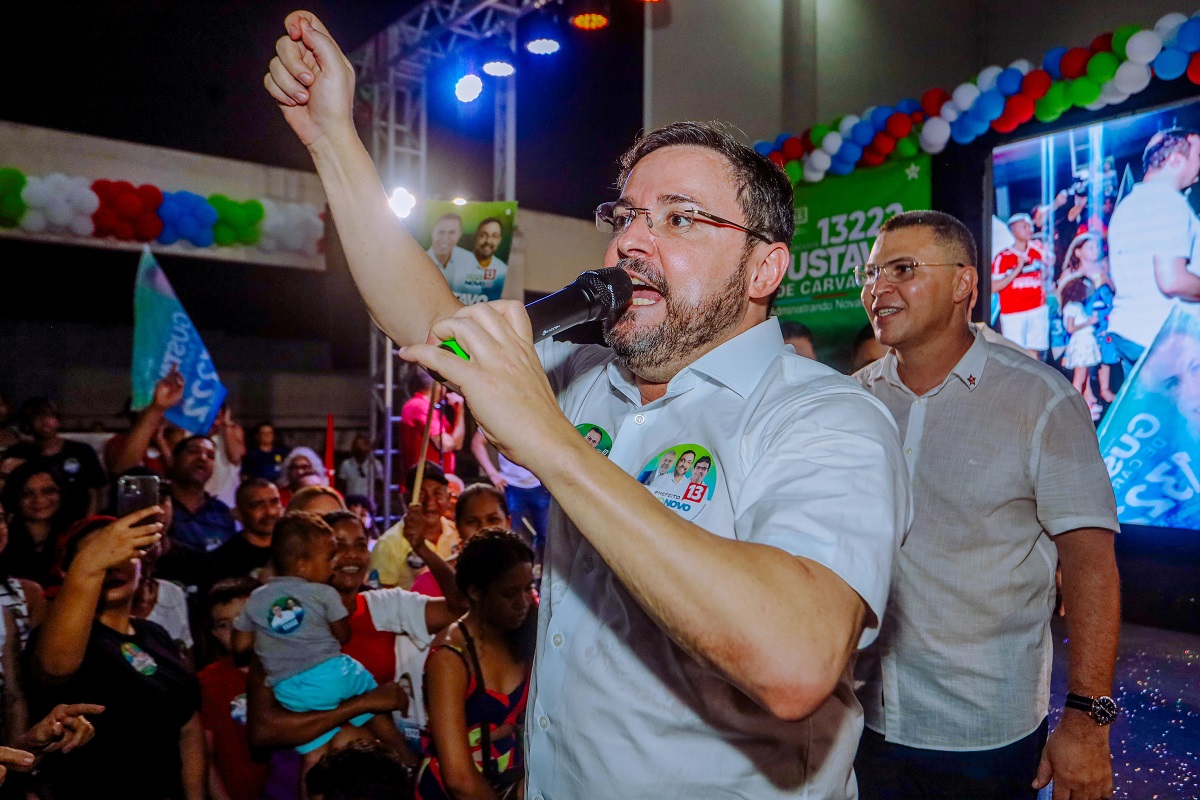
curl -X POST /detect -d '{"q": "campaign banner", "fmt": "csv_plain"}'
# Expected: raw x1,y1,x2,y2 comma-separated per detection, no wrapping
1097,307,1200,530
131,247,227,434
776,155,931,363
415,201,518,305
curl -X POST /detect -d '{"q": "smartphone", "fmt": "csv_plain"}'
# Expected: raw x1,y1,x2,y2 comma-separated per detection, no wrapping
116,475,161,519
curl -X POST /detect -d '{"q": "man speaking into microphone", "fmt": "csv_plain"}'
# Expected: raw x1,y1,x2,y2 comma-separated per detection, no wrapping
265,13,909,798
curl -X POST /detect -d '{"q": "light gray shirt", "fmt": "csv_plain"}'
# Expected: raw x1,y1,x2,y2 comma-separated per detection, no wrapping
526,318,910,800
856,326,1119,749
234,576,347,686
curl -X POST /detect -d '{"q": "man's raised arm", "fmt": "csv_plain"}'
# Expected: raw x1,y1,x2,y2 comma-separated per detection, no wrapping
264,11,462,343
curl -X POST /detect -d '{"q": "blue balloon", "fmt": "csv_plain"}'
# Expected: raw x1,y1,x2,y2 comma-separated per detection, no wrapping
851,120,876,147
976,89,1006,120
837,141,864,163
828,159,855,176
158,223,180,246
752,140,773,156
196,201,219,227
1154,47,1190,80
774,132,792,149
969,111,993,136
869,105,895,130
996,67,1024,97
1177,17,1200,53
896,98,921,114
1043,46,1067,80
950,119,975,145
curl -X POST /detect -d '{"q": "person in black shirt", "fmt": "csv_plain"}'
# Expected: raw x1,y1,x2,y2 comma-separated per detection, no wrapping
1,460,82,587
211,478,282,580
8,398,105,517
30,510,204,800
240,423,290,483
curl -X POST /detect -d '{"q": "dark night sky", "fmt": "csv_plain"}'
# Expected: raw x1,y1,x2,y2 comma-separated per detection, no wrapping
1,1,642,355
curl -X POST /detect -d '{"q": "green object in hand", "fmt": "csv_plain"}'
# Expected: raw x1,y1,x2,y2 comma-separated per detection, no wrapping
440,339,470,360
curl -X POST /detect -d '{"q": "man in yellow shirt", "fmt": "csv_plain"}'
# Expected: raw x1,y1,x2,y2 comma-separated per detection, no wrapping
369,462,460,588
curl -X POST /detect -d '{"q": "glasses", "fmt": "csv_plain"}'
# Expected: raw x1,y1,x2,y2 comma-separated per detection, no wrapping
853,259,968,287
595,201,773,244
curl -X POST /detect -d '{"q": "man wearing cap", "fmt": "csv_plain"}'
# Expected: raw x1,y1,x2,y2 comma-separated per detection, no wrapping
1107,127,1200,360
991,213,1050,357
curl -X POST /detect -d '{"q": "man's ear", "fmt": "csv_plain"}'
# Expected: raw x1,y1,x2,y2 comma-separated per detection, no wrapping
748,242,790,301
954,265,979,306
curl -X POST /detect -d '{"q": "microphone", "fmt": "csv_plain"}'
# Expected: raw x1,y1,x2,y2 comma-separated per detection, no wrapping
438,268,633,364
524,267,634,343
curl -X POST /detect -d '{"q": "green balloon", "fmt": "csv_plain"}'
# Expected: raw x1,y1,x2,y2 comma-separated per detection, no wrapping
244,199,265,225
1045,81,1070,112
1087,51,1119,84
1112,24,1142,60
896,135,919,158
0,167,25,194
1034,96,1059,123
213,221,237,246
810,124,831,145
1070,76,1101,107
237,225,260,246
784,160,803,184
225,204,248,228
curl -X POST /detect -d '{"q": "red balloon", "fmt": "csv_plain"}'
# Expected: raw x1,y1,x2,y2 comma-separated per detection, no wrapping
135,213,164,241
781,136,805,161
1007,93,1035,123
114,180,135,195
1188,52,1200,85
1021,69,1052,100
92,206,118,236
800,130,813,152
885,112,912,139
991,111,1020,133
114,220,136,241
921,87,951,118
136,184,164,211
91,179,116,204
1059,47,1091,79
859,151,886,168
912,111,926,124
871,132,896,155
1090,33,1113,53
768,151,786,167
115,191,143,219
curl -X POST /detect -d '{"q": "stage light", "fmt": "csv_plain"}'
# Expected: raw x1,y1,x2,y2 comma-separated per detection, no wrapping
524,13,562,55
452,197,468,206
388,187,417,219
481,42,516,77
570,0,610,31
455,74,484,102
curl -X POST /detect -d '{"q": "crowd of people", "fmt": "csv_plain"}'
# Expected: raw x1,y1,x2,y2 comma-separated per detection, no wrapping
0,374,540,800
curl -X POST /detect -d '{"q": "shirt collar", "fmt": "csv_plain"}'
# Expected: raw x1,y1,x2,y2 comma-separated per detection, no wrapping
871,324,989,395
605,317,787,403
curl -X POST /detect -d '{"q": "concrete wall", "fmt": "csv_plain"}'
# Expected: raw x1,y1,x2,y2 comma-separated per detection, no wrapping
511,208,613,294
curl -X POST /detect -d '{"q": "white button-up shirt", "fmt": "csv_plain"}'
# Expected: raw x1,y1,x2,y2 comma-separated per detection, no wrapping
856,327,1119,750
527,318,910,799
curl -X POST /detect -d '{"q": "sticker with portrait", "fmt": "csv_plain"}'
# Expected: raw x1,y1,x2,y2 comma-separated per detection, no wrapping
267,597,305,634
576,423,613,456
637,444,717,520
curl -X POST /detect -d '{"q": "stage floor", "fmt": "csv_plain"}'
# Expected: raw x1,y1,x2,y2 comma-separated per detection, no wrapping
1048,619,1200,799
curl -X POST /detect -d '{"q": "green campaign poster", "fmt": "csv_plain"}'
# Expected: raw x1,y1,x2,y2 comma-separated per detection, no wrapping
776,155,931,365
416,201,518,304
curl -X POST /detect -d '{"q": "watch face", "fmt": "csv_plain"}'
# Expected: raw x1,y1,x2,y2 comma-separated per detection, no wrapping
1092,696,1118,725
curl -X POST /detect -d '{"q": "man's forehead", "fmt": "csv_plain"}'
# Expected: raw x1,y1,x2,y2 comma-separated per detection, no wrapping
621,146,737,206
871,226,946,259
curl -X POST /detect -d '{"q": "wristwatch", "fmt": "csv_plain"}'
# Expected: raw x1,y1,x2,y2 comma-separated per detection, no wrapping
1065,693,1118,725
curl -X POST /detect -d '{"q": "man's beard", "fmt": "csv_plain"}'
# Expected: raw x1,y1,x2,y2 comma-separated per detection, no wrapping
604,254,750,374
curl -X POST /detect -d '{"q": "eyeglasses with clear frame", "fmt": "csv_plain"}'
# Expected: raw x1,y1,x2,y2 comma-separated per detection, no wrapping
853,259,968,287
595,201,774,244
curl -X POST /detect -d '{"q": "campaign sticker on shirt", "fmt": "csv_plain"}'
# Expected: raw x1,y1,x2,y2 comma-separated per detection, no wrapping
637,444,717,520
267,597,304,634
121,642,159,676
575,424,613,456
62,457,81,475
229,693,248,725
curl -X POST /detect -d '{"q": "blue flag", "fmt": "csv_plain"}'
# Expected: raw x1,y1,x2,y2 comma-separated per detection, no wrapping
131,247,226,434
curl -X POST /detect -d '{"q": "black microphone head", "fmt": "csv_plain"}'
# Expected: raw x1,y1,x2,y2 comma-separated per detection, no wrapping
577,267,634,315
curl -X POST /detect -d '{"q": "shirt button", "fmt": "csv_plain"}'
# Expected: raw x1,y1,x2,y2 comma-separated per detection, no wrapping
538,715,550,730
582,556,594,573
633,413,645,424
552,633,564,647
905,448,913,454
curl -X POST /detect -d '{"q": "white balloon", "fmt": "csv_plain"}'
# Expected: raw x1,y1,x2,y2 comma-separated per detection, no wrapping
68,176,90,194
19,209,47,233
1099,80,1129,105
1124,30,1164,65
68,186,100,215
809,149,832,171
862,106,878,122
20,176,48,208
919,134,948,154
1085,99,1107,111
44,173,71,193
68,215,94,237
951,82,981,111
1113,61,1153,94
838,115,859,138
821,131,844,155
1008,58,1034,75
1156,12,1188,45
977,65,1003,92
940,100,961,122
922,116,952,146
46,199,73,227
802,164,826,183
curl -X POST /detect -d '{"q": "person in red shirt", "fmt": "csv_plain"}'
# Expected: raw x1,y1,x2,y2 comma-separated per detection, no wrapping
991,213,1050,357
199,577,269,800
399,372,465,476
